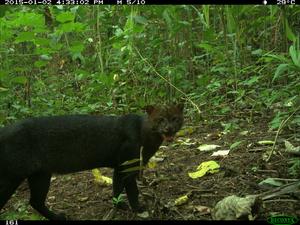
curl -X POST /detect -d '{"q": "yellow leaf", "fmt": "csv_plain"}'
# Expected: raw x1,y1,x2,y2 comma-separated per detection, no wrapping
147,161,157,169
175,195,189,206
176,126,196,137
92,169,112,185
188,161,220,179
92,169,102,181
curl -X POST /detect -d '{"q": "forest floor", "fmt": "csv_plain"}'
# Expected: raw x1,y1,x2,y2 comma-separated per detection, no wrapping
1,114,299,221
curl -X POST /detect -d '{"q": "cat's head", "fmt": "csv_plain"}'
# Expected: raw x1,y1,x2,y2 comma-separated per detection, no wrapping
144,103,184,142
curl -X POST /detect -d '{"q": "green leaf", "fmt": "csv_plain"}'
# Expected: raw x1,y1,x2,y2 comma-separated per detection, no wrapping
203,5,210,28
0,71,8,80
133,16,147,25
259,178,283,187
34,60,48,68
121,158,140,166
270,112,283,130
60,22,75,32
198,42,213,52
230,141,243,150
56,12,75,23
39,55,52,61
289,45,300,68
251,49,263,55
15,32,35,43
285,19,296,42
272,64,289,83
162,9,172,27
0,87,9,92
121,166,144,173
70,42,84,54
11,76,27,85
34,38,50,46
243,76,259,86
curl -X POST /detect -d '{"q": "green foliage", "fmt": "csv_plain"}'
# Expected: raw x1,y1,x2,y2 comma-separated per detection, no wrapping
0,5,299,131
288,158,300,177
112,194,126,206
0,201,45,220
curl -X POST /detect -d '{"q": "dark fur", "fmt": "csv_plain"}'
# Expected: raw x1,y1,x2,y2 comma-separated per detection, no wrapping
0,104,184,220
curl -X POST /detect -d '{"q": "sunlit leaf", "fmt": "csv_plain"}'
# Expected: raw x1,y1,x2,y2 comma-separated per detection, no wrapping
174,195,189,206
211,150,230,157
92,169,112,185
197,144,221,151
257,140,274,145
188,161,220,179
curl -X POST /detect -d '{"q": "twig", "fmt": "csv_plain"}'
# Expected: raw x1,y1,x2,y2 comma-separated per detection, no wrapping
102,208,114,220
264,199,298,203
139,146,144,179
260,181,300,200
267,105,300,162
256,169,278,173
134,47,201,115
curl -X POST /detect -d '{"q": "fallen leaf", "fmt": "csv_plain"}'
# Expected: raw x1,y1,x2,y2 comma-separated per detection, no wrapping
174,195,189,206
197,144,221,151
188,161,220,179
239,131,249,136
258,140,274,145
212,195,260,220
78,197,88,202
211,150,230,157
92,169,112,185
147,161,157,169
259,178,283,187
194,205,211,215
285,140,300,153
176,126,196,137
137,211,149,218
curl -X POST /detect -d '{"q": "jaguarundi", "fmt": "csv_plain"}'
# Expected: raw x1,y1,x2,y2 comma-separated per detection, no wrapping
0,103,184,220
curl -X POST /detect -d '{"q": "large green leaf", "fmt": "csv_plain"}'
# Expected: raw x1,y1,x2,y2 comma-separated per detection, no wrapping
272,64,289,83
289,45,300,68
56,12,75,23
70,42,84,54
15,32,35,43
285,19,296,42
11,76,27,85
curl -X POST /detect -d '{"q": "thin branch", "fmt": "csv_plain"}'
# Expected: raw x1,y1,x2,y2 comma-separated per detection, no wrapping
134,47,201,115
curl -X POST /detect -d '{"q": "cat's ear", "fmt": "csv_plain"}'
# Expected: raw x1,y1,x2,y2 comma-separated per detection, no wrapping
143,105,155,115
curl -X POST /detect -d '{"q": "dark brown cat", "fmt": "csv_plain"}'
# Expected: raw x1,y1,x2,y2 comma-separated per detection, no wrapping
0,103,184,220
